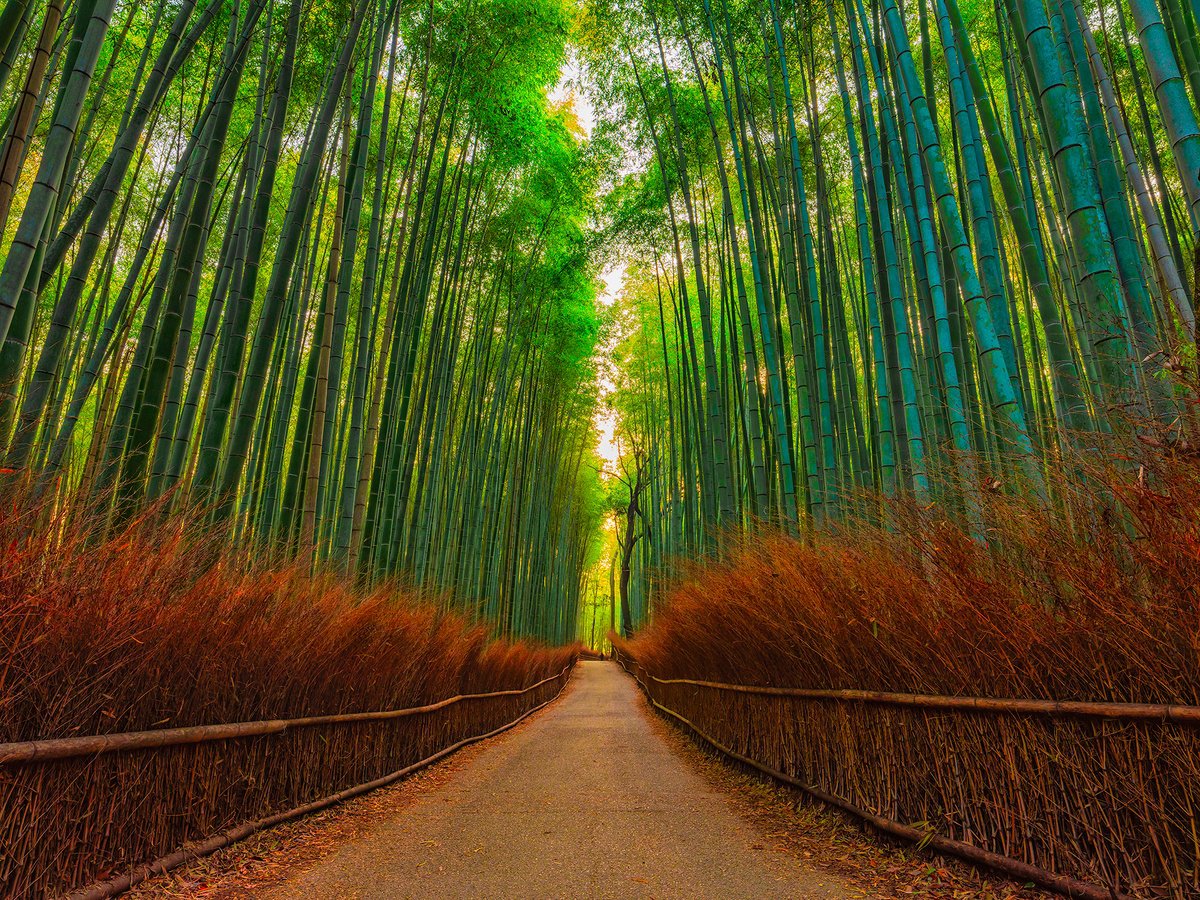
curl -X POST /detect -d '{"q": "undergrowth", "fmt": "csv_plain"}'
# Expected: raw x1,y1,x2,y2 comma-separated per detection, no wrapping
623,448,1200,705
0,497,573,744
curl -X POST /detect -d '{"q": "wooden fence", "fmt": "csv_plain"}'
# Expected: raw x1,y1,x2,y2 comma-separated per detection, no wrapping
616,649,1199,900
0,664,573,899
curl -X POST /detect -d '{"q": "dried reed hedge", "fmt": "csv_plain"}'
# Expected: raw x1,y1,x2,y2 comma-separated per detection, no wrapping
0,498,576,899
617,453,1200,898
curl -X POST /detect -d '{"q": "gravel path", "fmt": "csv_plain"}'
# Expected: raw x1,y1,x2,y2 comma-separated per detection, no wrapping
261,660,853,899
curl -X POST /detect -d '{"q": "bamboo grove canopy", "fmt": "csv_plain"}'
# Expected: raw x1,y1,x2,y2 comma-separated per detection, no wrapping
580,0,1200,624
0,0,605,643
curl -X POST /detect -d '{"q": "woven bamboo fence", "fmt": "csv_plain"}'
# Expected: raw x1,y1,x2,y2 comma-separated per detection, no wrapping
616,649,1199,899
0,664,572,899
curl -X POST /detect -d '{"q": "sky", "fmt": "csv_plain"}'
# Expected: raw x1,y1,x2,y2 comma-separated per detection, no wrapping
551,59,627,471
548,55,597,137
594,263,627,468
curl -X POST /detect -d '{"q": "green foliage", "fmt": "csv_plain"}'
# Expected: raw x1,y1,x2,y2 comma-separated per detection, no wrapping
0,0,605,645
578,0,1200,629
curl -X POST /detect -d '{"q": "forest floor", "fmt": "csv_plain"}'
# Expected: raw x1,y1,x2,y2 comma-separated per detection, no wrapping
131,662,1047,899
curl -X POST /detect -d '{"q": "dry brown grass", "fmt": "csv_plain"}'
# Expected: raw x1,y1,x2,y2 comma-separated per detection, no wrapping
0,494,575,899
619,449,1200,897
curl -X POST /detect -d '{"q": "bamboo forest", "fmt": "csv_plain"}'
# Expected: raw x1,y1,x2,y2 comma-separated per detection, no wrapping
2,0,1200,897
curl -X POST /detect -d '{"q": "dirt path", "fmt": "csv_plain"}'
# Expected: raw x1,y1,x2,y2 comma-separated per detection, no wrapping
258,660,851,899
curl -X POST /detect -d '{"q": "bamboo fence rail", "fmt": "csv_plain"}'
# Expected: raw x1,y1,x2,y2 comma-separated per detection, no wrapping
0,669,571,765
0,664,574,899
640,674,1200,726
616,650,1198,899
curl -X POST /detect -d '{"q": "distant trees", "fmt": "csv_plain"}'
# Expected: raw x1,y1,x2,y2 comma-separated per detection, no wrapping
611,436,648,636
